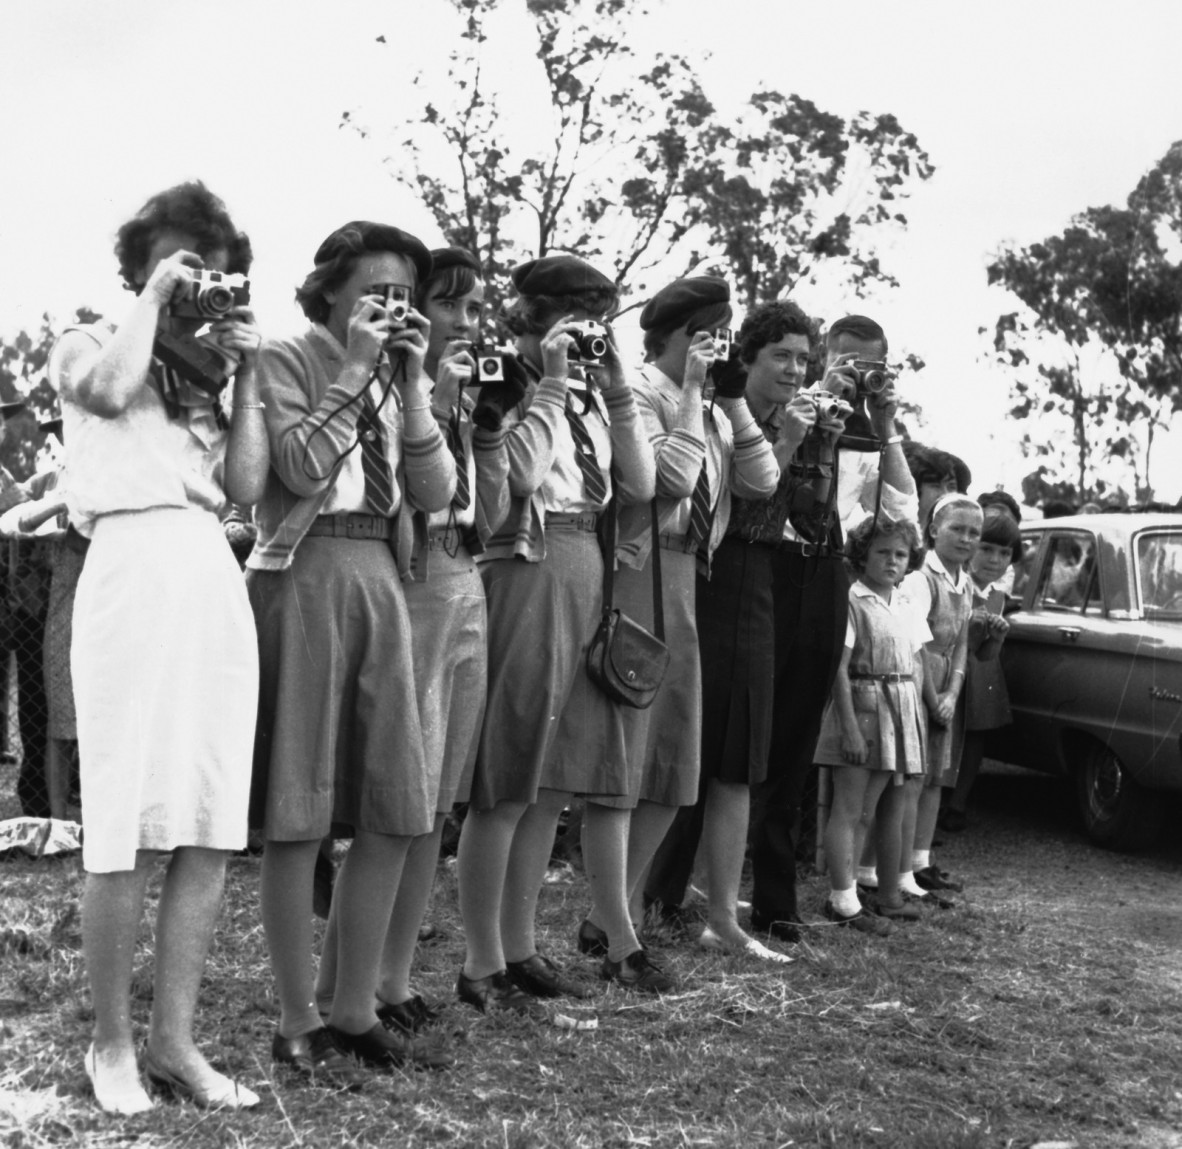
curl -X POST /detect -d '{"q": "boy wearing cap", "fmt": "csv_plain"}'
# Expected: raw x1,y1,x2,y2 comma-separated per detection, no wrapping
248,221,456,1080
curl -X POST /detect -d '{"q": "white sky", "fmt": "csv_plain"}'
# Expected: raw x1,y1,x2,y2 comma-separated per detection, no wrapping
3,0,1182,500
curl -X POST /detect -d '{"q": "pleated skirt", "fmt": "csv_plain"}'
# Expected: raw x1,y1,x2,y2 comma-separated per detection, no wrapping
403,546,486,811
473,530,629,809
74,508,257,873
696,536,775,787
248,535,430,840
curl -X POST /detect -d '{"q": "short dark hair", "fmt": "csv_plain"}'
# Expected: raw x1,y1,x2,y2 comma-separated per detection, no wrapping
643,301,732,359
418,262,480,309
826,314,888,357
115,181,252,291
980,504,1022,563
978,489,1022,523
844,515,923,579
736,300,815,365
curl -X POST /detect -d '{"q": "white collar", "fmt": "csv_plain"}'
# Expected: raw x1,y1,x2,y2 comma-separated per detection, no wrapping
924,550,971,593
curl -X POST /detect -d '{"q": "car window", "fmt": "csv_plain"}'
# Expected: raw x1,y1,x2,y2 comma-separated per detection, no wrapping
1011,533,1042,599
1137,531,1182,617
1035,531,1097,612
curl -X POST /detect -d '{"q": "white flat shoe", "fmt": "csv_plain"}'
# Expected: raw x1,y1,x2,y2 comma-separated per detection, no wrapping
698,925,793,964
85,1044,154,1116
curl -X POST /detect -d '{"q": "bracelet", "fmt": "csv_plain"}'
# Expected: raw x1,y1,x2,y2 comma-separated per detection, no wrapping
884,433,904,446
403,403,432,412
233,401,266,410
951,669,965,678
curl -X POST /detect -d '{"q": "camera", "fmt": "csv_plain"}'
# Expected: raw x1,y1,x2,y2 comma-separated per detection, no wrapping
711,328,733,361
569,320,608,363
171,270,250,320
472,342,514,385
851,358,889,395
383,284,411,330
810,390,853,422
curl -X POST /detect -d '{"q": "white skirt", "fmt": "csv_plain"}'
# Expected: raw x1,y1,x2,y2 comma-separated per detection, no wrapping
73,508,258,872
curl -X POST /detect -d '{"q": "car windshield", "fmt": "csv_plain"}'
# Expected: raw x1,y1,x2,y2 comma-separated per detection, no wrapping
1137,531,1182,617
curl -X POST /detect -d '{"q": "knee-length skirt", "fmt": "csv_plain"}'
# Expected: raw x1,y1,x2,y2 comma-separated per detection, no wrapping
74,508,257,873
403,545,486,811
248,535,430,840
472,529,629,809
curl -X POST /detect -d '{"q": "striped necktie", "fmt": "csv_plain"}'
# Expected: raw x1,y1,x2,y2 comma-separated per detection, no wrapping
686,458,715,547
449,407,470,511
358,389,395,517
564,394,607,504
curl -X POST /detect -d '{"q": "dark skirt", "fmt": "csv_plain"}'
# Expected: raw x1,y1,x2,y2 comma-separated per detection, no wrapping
248,536,430,840
473,530,629,809
608,547,700,808
696,536,775,787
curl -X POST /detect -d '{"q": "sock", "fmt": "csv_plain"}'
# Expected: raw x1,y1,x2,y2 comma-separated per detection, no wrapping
857,866,878,888
830,885,861,917
899,871,925,897
912,850,931,871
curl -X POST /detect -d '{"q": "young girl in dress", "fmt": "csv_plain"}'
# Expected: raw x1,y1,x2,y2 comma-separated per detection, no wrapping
898,493,982,901
815,516,927,932
940,504,1017,831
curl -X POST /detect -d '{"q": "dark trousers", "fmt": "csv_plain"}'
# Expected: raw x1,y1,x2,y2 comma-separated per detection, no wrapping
13,611,50,818
748,549,848,920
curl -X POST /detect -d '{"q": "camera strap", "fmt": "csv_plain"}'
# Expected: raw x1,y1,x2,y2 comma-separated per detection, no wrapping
601,498,665,643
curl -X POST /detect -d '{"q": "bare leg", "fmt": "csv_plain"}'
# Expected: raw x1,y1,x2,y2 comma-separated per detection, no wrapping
260,838,323,1040
701,780,752,945
581,801,640,963
874,782,907,906
913,783,942,857
326,829,412,1035
456,799,527,980
501,789,568,964
82,854,154,1106
823,766,875,895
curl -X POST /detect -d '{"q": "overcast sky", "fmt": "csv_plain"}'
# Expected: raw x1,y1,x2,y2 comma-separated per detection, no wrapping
4,0,1181,499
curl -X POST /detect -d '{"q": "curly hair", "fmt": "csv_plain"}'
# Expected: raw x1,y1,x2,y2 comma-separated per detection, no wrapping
115,181,251,291
903,441,972,494
642,301,733,360
736,300,816,365
500,287,619,338
844,515,924,579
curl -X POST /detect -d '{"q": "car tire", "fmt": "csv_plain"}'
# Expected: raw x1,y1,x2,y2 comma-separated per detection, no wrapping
1074,742,1163,851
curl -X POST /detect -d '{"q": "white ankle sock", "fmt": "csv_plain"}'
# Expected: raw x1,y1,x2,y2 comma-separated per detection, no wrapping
899,871,925,897
857,866,878,888
830,885,861,917
912,850,931,871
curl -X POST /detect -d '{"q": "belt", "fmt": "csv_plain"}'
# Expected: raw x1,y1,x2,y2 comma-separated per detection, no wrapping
657,532,698,554
545,512,600,532
427,526,469,552
306,512,394,541
849,672,913,682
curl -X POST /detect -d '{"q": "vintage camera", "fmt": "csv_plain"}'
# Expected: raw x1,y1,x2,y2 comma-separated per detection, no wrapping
171,270,250,320
471,342,515,385
570,320,608,363
810,389,853,422
383,284,411,330
851,358,889,395
711,328,733,361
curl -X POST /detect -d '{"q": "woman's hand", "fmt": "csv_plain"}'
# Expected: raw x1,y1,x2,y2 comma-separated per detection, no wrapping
433,339,475,411
933,690,956,726
209,307,263,368
777,391,818,461
540,315,579,381
683,330,714,390
142,249,203,311
344,292,395,370
387,306,431,397
841,727,869,765
588,322,628,393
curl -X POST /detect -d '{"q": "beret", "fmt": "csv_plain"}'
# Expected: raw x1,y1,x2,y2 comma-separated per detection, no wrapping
313,221,433,283
511,253,615,297
639,276,730,331
0,401,27,420
429,246,482,276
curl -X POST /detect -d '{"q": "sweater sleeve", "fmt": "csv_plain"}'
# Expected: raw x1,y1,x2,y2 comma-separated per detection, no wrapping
727,404,779,499
503,376,567,497
473,425,511,540
634,383,701,500
402,415,455,513
604,385,656,507
258,338,372,498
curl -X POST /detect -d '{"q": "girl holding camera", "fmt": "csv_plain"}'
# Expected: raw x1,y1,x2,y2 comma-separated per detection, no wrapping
455,254,656,1012
53,182,268,1113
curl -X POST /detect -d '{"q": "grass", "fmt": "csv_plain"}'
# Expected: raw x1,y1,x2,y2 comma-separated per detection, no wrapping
1,765,1181,1148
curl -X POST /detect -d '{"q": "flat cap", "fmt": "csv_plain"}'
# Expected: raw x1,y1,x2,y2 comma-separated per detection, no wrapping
313,221,432,283
511,253,615,297
639,276,730,331
429,246,482,276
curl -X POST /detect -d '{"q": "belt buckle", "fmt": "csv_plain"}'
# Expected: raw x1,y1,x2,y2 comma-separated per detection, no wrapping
800,541,817,558
345,515,367,540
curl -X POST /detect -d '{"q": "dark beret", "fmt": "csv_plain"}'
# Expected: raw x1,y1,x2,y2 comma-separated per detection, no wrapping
511,253,615,297
313,221,433,283
429,247,482,276
0,401,27,420
639,276,730,331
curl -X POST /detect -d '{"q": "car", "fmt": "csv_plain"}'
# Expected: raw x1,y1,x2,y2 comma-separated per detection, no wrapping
985,512,1182,850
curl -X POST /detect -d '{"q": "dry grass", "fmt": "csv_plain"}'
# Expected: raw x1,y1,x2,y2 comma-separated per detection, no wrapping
2,766,1181,1148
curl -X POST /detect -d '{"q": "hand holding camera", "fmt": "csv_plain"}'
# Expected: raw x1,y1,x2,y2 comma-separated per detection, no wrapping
434,338,477,410
144,249,205,312
683,330,716,389
207,306,262,367
473,353,529,432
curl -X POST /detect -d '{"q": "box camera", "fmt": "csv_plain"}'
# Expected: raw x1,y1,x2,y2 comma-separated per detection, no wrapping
383,285,411,329
171,270,250,321
852,358,889,395
570,320,608,363
472,343,514,385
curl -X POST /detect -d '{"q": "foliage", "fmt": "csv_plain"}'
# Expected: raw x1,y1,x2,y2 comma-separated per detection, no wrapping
345,0,933,318
986,140,1182,504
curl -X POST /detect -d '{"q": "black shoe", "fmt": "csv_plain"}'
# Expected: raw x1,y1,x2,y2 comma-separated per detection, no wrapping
271,1027,368,1089
822,899,893,937
908,889,956,910
456,969,547,1019
914,865,963,893
748,911,804,945
327,1022,454,1071
602,949,675,994
377,994,441,1035
576,919,610,957
506,953,594,999
873,899,921,922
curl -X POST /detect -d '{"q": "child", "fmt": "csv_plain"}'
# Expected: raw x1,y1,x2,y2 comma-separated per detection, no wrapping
898,493,982,901
939,505,1017,831
815,516,928,933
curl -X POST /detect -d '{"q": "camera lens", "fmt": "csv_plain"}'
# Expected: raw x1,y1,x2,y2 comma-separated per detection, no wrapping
480,357,500,377
196,285,234,316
